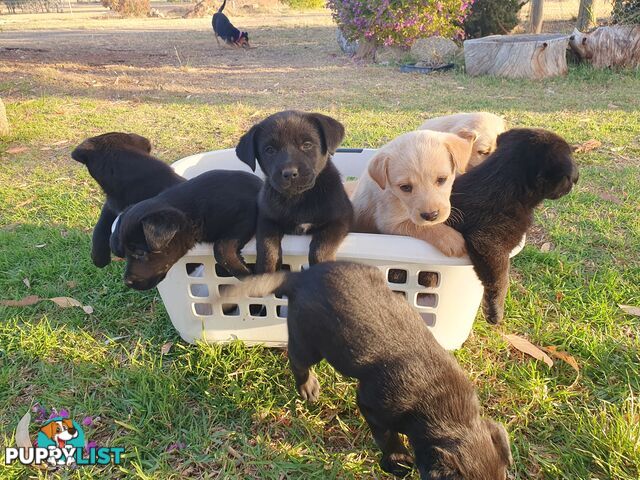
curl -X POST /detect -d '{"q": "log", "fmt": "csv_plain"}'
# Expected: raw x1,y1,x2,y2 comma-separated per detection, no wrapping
464,34,570,79
0,98,9,137
569,26,640,69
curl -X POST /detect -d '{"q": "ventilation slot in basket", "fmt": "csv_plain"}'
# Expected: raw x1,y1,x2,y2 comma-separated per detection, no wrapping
194,303,213,316
420,312,436,327
276,305,288,318
388,269,407,284
416,293,437,308
214,264,233,278
249,305,267,317
190,284,209,298
392,290,407,299
418,271,439,288
186,263,205,277
222,304,239,316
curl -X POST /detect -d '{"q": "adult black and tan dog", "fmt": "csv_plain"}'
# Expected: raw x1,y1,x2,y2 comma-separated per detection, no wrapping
71,132,184,268
448,128,579,324
235,110,353,273
110,170,262,290
212,0,249,48
223,261,512,479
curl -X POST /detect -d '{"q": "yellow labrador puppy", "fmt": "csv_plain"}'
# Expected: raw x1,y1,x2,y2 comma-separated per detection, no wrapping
419,112,506,169
351,130,475,257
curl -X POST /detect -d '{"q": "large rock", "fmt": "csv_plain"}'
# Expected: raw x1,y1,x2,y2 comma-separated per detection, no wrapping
375,45,410,64
410,37,459,66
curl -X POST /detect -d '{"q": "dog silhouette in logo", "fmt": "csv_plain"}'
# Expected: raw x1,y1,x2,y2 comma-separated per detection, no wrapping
40,419,78,449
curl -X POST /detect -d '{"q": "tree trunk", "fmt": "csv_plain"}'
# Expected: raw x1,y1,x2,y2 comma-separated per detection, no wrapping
0,98,9,137
464,34,570,79
576,0,596,31
529,0,544,34
354,38,377,62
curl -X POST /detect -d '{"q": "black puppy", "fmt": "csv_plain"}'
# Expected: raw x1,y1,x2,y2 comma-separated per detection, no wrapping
223,261,512,479
72,132,184,268
235,110,353,273
110,170,262,290
212,0,249,48
448,128,579,324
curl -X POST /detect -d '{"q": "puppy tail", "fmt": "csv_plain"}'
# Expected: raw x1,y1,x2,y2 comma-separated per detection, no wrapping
221,271,296,299
217,0,226,13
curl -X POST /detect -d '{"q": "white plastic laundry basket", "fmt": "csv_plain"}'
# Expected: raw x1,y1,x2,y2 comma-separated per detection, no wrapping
157,148,522,350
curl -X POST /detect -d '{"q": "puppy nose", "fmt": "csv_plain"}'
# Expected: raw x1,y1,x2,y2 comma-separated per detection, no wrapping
281,167,299,180
420,210,439,221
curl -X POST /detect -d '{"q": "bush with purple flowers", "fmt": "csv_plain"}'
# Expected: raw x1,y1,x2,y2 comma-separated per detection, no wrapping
327,0,475,50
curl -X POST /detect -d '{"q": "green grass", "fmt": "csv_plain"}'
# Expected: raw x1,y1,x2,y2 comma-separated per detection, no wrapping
1,20,640,479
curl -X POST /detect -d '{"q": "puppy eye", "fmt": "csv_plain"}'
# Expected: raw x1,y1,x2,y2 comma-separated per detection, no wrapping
478,149,490,156
399,184,412,193
264,146,276,155
301,142,314,151
436,176,448,186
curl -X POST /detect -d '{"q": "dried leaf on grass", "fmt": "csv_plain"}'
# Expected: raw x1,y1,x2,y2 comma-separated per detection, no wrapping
0,295,41,307
22,278,31,289
502,334,553,367
542,346,580,376
1,295,93,314
15,412,32,449
6,146,28,154
619,304,640,317
161,342,174,355
573,139,602,153
50,296,82,308
540,242,553,253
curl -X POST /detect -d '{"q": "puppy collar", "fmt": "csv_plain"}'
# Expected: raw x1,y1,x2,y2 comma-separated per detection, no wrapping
111,214,121,233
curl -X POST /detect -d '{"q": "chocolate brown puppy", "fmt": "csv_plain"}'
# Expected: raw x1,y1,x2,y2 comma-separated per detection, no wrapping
110,170,262,290
448,128,579,324
223,261,512,479
236,110,353,273
72,132,184,268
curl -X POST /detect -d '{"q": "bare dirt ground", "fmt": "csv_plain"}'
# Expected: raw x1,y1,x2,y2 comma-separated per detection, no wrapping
0,0,617,114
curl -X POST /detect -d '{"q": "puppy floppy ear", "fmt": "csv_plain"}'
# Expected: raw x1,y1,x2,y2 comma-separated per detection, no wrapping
141,208,188,252
444,130,475,174
367,152,389,190
40,421,58,440
235,125,259,171
71,139,94,164
485,419,513,466
309,113,345,155
127,133,152,154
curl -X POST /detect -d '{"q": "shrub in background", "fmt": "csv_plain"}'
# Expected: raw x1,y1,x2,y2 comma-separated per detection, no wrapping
463,0,526,38
282,0,325,8
613,0,640,24
327,0,475,55
101,0,150,17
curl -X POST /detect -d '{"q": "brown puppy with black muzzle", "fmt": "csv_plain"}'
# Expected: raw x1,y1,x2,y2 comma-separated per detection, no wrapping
222,261,512,479
448,128,579,324
236,110,353,273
